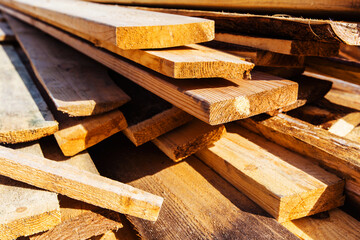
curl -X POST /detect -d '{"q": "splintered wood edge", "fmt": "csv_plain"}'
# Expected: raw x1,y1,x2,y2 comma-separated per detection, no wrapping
0,124,59,144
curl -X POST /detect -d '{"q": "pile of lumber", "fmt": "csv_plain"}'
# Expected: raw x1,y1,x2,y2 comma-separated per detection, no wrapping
0,0,359,239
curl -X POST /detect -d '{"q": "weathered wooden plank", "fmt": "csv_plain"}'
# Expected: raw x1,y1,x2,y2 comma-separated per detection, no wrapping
0,0,214,49
0,142,60,240
89,133,299,240
0,21,14,41
2,8,299,125
0,45,58,144
0,145,164,221
196,124,344,222
282,209,360,240
7,15,130,117
215,33,340,56
152,119,226,162
131,7,360,45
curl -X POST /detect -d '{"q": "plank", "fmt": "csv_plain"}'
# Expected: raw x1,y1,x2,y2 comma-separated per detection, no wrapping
202,41,305,67
0,145,164,221
2,8,299,125
282,209,360,240
346,126,360,143
89,133,299,239
0,44,58,144
83,0,360,16
237,114,360,212
0,0,214,49
152,119,226,162
131,7,360,45
196,124,344,222
306,57,360,86
7,15,131,117
0,21,14,41
326,89,360,111
215,33,340,57
340,45,360,61
0,142,60,240
109,70,193,146
30,137,128,240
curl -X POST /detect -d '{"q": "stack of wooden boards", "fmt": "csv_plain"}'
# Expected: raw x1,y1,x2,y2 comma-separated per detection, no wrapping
0,0,359,239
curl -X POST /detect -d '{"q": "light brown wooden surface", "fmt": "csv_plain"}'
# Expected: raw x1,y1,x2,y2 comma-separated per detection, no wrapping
132,7,360,45
238,114,360,212
7,16,130,117
54,110,128,156
196,124,344,222
0,21,14,41
215,33,340,56
0,44,58,144
89,133,299,239
346,126,360,143
282,209,360,240
2,8,299,125
0,0,214,49
153,119,226,162
0,145,164,221
83,0,360,16
0,142,60,240
326,89,360,111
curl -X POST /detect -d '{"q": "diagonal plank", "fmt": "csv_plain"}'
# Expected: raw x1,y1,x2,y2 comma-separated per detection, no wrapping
0,45,58,144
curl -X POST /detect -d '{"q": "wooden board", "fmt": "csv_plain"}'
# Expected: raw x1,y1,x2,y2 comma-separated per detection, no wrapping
238,114,360,212
0,145,164,221
132,7,360,45
215,33,340,57
0,0,214,49
89,133,299,239
0,142,60,240
306,57,360,86
196,124,344,222
0,21,14,41
0,45,58,144
282,209,360,240
152,119,226,162
340,45,360,61
30,137,128,240
7,15,131,117
326,89,360,111
1,9,299,125
109,70,193,146
202,41,305,67
83,0,360,16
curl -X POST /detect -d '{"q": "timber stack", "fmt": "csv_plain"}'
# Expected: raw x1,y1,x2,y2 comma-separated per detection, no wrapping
0,0,359,239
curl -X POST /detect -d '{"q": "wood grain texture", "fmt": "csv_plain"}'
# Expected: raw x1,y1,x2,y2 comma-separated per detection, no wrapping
89,133,299,240
153,119,226,162
238,114,360,213
215,33,340,57
83,0,360,16
7,15,131,117
0,145,164,221
0,0,214,49
2,8,299,125
132,7,360,45
282,209,360,240
0,21,14,41
0,45,58,144
196,124,344,222
340,44,360,61
0,142,60,240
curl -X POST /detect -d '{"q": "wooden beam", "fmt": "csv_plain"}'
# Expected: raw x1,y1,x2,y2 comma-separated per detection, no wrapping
282,209,360,240
0,142,60,239
237,113,360,212
83,0,360,16
89,133,299,239
7,15,131,117
0,21,14,41
0,45,58,144
152,119,226,162
215,33,340,57
0,0,214,49
3,7,252,79
131,7,360,45
0,145,164,221
109,70,193,146
2,8,299,125
196,124,344,222
326,89,360,111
